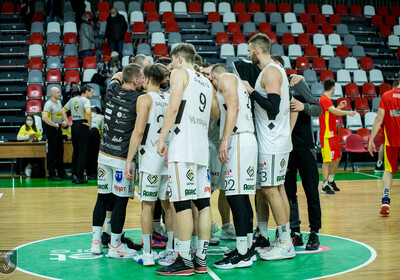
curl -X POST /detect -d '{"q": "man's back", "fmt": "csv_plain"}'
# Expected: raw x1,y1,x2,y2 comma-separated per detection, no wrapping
380,88,400,147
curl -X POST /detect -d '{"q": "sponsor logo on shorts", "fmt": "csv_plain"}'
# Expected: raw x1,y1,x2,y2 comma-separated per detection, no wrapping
211,171,220,176
206,168,210,182
189,115,195,123
105,108,113,115
147,175,159,184
114,185,126,192
115,171,123,183
224,169,233,176
129,183,133,193
185,189,196,196
276,175,285,183
168,175,172,183
143,190,158,197
106,101,115,108
244,184,255,191
280,159,286,169
119,106,129,112
98,168,106,178
151,140,159,147
98,184,108,190
112,136,123,142
204,186,211,193
117,112,127,118
259,162,267,168
186,169,195,182
167,185,172,197
247,166,255,177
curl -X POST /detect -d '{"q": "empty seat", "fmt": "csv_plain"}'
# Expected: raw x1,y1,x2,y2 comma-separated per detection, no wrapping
337,97,352,110
379,25,391,38
165,21,178,34
46,44,61,57
279,3,290,13
254,12,267,26
168,32,182,46
128,2,141,14
312,57,327,72
360,57,374,72
46,69,61,85
64,33,78,44
29,57,43,71
336,24,349,37
364,112,377,129
321,4,334,15
233,2,245,14
362,83,377,99
293,3,305,15
314,13,327,26
337,69,351,85
345,57,359,72
218,2,231,15
243,22,256,35
289,44,303,60
222,12,236,24
282,33,295,48
276,23,289,37
304,69,318,85
65,70,80,85
346,113,363,130
352,45,366,60
83,69,97,83
336,45,349,60
26,99,42,114
64,21,77,34
258,22,271,33
46,32,61,46
354,70,368,86
295,56,309,72
265,2,277,14
136,43,151,56
298,33,311,47
29,44,43,59
284,12,297,24
388,35,400,49
385,15,397,26
271,44,284,56
306,24,320,35
47,21,60,34
328,34,341,47
355,97,370,114
291,23,304,36
220,44,235,59
238,12,251,25
232,33,246,46
311,82,324,97
46,56,61,70
370,69,384,86
329,14,341,25
321,23,334,35
154,44,168,58
237,43,249,57
203,2,216,15
130,11,144,24
320,70,334,82
211,22,224,35
146,11,159,22
344,34,357,48
379,83,391,95
299,13,312,25
144,1,157,13
64,44,78,58
345,83,360,99
83,56,97,69
371,15,383,28
329,57,342,72
248,3,260,14
188,2,202,15
304,45,318,58
350,5,362,17
132,22,146,35
313,34,326,48
64,56,79,70
321,45,334,59
269,12,282,26
227,22,240,34
31,22,44,34
364,5,375,17
307,4,319,15
282,56,291,69
393,25,400,36
30,33,44,45
151,32,165,47
27,84,43,99
159,1,172,14
216,32,229,46
174,2,187,15
332,83,344,100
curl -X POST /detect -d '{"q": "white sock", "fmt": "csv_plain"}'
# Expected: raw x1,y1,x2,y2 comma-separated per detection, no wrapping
323,180,329,187
247,233,253,249
192,236,199,251
328,174,334,183
174,238,179,251
154,219,161,230
179,240,191,260
277,222,290,242
383,187,390,198
222,222,231,228
92,226,102,241
104,218,111,235
237,236,248,255
196,240,209,259
167,231,174,251
259,222,268,239
377,160,383,167
111,232,122,247
142,234,152,254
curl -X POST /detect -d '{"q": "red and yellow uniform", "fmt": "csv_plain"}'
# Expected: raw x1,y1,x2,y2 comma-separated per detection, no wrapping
379,88,400,173
319,94,342,162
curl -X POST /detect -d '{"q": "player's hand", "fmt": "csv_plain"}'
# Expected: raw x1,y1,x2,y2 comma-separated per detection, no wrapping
83,122,91,128
338,100,347,110
157,139,167,156
368,139,377,157
218,139,230,164
348,111,356,117
54,123,60,129
61,121,68,128
290,98,304,112
125,162,134,182
241,80,254,94
289,74,305,87
29,133,36,139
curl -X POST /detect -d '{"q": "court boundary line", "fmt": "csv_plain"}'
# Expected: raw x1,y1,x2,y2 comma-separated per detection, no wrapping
13,230,376,280
355,171,382,179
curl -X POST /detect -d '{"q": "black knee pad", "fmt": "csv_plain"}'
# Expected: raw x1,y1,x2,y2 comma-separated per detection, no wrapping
174,200,191,213
192,198,210,211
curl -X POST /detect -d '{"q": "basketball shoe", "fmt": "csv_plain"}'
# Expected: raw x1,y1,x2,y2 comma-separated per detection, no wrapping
90,239,103,255
156,255,194,276
122,233,142,251
134,251,159,266
158,250,178,266
291,231,304,247
214,249,253,269
305,231,320,251
107,241,138,258
220,223,236,240
252,235,270,252
193,255,207,274
329,180,340,191
210,221,220,245
258,239,296,261
321,185,334,194
101,232,110,246
380,197,390,216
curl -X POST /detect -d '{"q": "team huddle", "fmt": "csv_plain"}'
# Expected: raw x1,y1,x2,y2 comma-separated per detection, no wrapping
89,33,311,276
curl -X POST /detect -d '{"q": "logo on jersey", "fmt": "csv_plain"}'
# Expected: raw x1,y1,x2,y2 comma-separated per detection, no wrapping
98,168,106,178
247,166,255,177
204,186,211,193
115,171,123,183
224,169,233,176
189,115,195,124
143,190,158,197
185,189,196,196
73,102,79,113
186,169,195,182
168,175,172,183
147,175,159,185
98,184,108,190
151,140,159,147
244,184,255,191
280,159,286,169
206,168,210,182
259,162,267,168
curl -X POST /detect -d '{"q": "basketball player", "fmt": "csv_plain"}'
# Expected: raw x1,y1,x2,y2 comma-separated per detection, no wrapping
319,79,356,194
211,64,257,269
124,65,173,266
156,43,220,276
368,80,400,216
243,33,295,261
90,64,144,258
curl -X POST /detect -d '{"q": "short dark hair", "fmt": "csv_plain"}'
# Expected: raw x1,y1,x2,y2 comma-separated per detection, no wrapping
122,63,143,83
393,79,399,88
248,33,271,54
170,43,196,64
155,57,172,66
82,85,93,94
323,79,335,91
201,62,212,68
194,54,203,66
271,54,284,67
211,63,229,74
144,64,164,85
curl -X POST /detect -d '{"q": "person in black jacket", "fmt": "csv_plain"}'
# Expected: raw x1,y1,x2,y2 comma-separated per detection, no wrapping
105,8,127,61
21,0,36,32
45,0,61,24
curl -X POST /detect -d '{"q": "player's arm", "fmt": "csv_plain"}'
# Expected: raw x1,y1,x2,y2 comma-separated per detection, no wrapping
328,105,356,117
368,108,385,156
125,95,151,181
157,69,186,156
218,75,238,164
85,107,92,128
61,100,71,125
210,88,220,120
42,111,59,129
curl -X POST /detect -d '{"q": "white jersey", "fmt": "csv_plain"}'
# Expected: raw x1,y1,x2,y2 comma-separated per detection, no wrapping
218,74,254,140
168,68,213,166
254,60,292,154
139,91,169,175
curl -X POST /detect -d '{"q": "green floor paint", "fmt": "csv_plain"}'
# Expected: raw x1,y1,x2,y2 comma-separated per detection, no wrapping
1,171,398,189
15,229,375,280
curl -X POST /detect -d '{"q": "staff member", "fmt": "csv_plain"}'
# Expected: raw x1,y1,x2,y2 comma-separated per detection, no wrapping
62,85,93,184
86,107,103,180
42,87,69,181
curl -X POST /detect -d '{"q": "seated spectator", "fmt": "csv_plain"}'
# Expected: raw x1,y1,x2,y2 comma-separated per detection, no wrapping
100,51,122,86
79,13,95,58
64,82,80,106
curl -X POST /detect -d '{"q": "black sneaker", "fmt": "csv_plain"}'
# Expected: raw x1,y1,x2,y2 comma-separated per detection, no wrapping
251,235,270,251
74,177,88,184
87,175,97,180
72,175,78,183
193,255,207,274
101,232,110,246
48,176,62,181
60,173,72,180
375,163,384,173
305,231,320,251
156,255,194,276
291,231,304,246
321,185,334,194
253,227,260,240
214,249,253,269
121,233,143,251
329,181,340,191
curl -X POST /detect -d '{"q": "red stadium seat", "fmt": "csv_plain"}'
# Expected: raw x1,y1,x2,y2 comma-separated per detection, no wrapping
64,33,78,44
165,21,178,34
266,32,278,44
314,14,327,26
102,43,111,57
298,33,311,47
227,22,240,34
306,23,319,35
30,33,44,45
360,57,374,72
321,23,334,35
46,69,61,85
307,4,319,15
299,13,312,25
233,3,246,14
26,99,42,114
355,97,370,114
377,6,389,16
391,6,400,17
379,25,392,38
312,57,327,72
64,56,79,70
98,11,109,22
65,70,80,85
238,12,251,25
97,1,110,14
329,14,341,25
264,2,276,14
362,83,377,99
337,97,352,110
350,5,362,17
132,22,146,35
336,45,349,60
279,3,290,13
248,33,257,40
207,12,220,24
27,84,43,99
16,4,21,14
83,56,97,69
295,57,309,72
259,22,272,33
282,33,295,48
336,115,344,128
338,128,352,147
216,32,229,46
189,2,201,15
379,83,391,95
32,12,45,22
320,70,334,82
28,57,43,71
153,44,168,58
345,83,360,99
162,11,175,23
304,45,318,59
248,3,260,14
46,45,61,57
356,128,371,147
385,15,397,26
144,1,156,13
123,32,131,43
371,15,383,28
232,32,246,46
286,69,298,75
146,11,159,22
336,5,348,17
344,135,368,172
1,2,14,15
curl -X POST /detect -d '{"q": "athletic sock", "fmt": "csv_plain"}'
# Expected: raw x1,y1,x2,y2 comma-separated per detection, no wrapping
383,187,390,198
154,219,161,231
196,240,209,259
322,180,329,187
92,226,102,241
277,222,290,242
111,232,122,247
328,174,334,183
236,236,247,255
247,233,253,249
377,160,383,167
192,236,199,252
167,231,174,251
179,240,191,260
259,222,268,239
222,222,231,228
104,217,111,235
174,237,179,251
142,234,152,254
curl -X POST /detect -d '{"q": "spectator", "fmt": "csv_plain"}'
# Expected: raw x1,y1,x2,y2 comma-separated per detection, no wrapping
131,54,152,69
21,0,36,32
105,8,127,61
64,82,80,106
71,0,85,26
45,0,61,24
79,13,95,58
100,51,122,86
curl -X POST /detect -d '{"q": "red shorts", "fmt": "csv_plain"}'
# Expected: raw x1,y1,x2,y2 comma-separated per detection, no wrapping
384,145,400,174
321,136,342,163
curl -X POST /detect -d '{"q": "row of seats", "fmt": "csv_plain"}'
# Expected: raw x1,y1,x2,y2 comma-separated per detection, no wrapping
26,83,101,100
29,56,98,72
30,21,78,35
27,69,97,86
1,1,92,15
313,111,378,133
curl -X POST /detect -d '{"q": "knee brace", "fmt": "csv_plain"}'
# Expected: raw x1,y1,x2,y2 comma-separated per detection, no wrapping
174,200,191,213
192,198,210,211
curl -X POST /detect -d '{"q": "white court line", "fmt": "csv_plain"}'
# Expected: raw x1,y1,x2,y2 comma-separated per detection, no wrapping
0,193,3,199
207,266,221,280
356,171,382,179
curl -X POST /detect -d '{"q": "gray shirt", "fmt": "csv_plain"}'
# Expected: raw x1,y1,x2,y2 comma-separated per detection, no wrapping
43,99,63,124
91,113,104,131
63,96,91,120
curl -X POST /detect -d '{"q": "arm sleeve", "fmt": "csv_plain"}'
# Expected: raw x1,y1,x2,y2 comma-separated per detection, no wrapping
293,81,322,117
42,101,51,115
63,99,71,111
250,91,281,120
85,98,91,109
320,96,333,111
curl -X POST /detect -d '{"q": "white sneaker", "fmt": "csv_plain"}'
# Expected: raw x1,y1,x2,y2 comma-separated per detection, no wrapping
209,231,220,245
134,252,155,266
106,241,138,258
90,239,103,255
259,239,295,261
211,221,219,234
25,164,32,177
159,248,173,258
220,223,236,240
158,250,178,266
